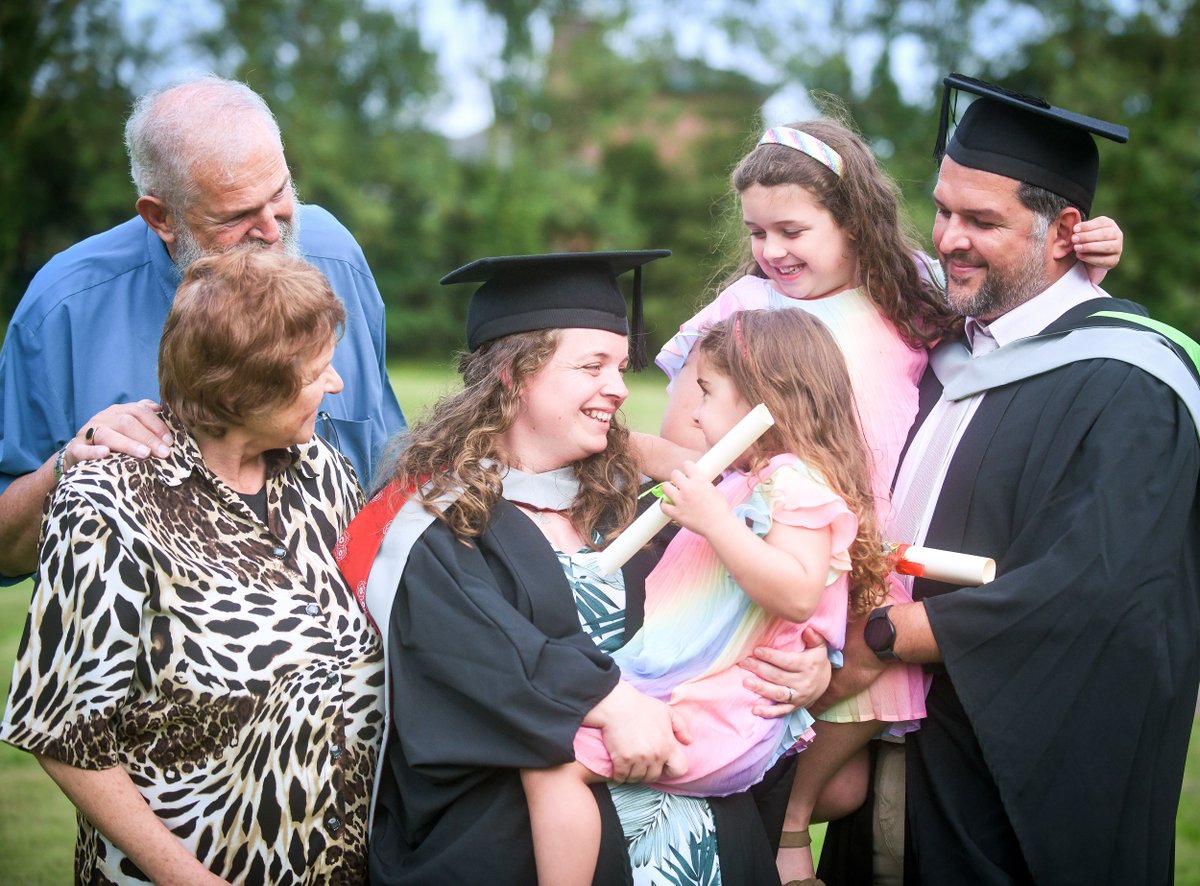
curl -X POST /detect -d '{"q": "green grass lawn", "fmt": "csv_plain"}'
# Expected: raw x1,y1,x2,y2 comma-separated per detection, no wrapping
1,581,77,883
1,362,1198,882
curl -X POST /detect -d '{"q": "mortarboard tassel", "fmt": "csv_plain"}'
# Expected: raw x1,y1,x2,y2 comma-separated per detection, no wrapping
631,265,648,370
934,80,953,161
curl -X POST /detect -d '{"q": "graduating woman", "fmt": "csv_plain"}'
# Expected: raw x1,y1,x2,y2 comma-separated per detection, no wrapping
337,250,830,884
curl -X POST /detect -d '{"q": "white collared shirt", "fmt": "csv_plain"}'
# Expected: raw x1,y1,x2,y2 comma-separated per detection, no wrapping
888,264,1109,549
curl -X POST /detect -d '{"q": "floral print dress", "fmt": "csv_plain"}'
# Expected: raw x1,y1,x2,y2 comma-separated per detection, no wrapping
558,549,722,886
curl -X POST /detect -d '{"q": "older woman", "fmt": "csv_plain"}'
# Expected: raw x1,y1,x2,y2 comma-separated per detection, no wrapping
0,249,383,884
337,250,829,884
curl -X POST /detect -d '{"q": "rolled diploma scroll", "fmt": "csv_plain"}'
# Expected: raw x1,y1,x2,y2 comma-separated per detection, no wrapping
887,542,996,586
595,403,775,576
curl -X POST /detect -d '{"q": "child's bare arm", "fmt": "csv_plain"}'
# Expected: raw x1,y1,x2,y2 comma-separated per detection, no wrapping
631,431,701,481
1073,215,1123,285
660,462,830,622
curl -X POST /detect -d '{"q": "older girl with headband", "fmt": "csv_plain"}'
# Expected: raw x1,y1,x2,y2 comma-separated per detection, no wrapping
654,113,1124,885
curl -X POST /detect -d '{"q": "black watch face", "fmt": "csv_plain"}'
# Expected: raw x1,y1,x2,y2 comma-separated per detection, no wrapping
864,612,892,651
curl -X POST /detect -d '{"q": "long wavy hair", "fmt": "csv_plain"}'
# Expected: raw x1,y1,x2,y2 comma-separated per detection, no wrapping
380,329,641,545
697,309,889,613
724,106,962,347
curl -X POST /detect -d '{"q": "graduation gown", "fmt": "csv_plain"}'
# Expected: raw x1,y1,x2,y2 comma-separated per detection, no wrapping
367,497,780,885
904,298,1200,884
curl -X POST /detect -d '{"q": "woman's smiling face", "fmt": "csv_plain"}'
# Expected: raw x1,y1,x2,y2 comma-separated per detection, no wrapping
499,327,630,472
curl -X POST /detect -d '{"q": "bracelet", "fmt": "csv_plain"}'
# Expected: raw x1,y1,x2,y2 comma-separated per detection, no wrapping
53,447,68,484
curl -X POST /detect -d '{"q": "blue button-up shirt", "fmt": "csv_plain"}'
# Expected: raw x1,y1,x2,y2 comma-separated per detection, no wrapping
0,204,404,509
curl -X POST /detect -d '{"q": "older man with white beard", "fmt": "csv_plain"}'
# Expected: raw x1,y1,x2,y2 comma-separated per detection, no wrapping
0,76,404,577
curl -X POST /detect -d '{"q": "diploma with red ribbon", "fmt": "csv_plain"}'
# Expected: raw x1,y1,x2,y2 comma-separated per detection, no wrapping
886,542,995,586
595,403,775,576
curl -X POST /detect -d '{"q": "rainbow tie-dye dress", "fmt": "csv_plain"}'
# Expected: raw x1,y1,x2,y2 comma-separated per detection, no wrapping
573,453,857,797
656,275,932,733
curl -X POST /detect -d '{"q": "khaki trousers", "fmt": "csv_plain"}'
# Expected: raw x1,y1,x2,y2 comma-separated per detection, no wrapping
871,738,906,885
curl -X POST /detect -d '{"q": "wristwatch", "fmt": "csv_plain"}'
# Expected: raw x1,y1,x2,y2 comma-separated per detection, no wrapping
864,605,901,662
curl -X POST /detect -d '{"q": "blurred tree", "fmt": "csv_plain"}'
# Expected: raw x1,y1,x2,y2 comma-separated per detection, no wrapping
4,0,1197,350
191,0,454,355
700,0,1200,339
0,0,152,323
441,3,772,355
1011,0,1200,338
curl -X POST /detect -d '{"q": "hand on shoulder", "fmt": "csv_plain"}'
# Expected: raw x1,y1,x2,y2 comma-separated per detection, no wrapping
62,400,172,473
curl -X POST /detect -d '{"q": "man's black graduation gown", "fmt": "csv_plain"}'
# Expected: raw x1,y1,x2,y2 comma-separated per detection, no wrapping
902,299,1200,884
368,498,780,885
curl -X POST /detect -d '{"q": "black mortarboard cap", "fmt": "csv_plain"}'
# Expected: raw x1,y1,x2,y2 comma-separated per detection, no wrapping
441,249,670,369
933,73,1129,216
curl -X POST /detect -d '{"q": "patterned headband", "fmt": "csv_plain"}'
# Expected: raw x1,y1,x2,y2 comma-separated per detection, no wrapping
757,127,845,177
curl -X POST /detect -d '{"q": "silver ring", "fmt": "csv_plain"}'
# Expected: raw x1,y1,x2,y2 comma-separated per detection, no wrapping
786,687,796,704
84,426,97,444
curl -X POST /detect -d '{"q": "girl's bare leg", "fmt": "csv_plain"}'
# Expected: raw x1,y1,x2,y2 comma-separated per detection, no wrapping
777,719,882,884
522,761,603,886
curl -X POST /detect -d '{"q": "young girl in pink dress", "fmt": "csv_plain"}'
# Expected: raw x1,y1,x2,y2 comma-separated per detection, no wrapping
654,114,1124,885
521,307,890,886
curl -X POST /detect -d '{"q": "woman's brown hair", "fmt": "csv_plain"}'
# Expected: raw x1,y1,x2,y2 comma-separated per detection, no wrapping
725,107,961,347
159,248,345,437
697,309,888,612
381,329,642,545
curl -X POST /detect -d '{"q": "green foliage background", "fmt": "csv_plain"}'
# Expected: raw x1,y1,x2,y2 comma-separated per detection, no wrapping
2,0,1198,357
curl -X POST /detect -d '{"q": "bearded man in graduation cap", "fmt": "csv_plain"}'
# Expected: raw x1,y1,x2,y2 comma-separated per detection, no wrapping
822,74,1200,884
336,250,830,884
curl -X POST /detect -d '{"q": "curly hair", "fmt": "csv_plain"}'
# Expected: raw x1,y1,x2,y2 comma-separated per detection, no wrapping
697,309,889,613
725,106,962,347
379,329,642,545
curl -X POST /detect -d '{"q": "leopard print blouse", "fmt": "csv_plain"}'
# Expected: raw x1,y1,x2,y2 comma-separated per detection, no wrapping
0,412,383,884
